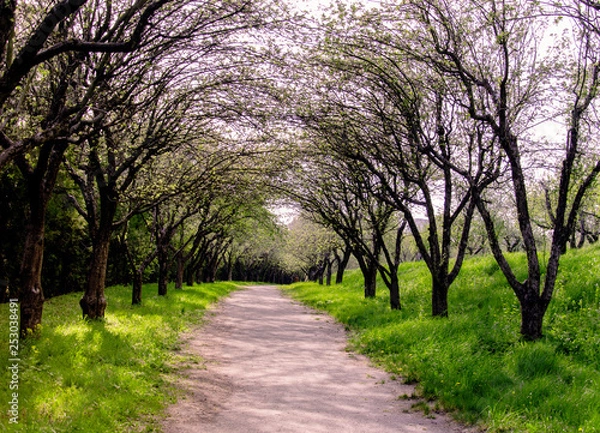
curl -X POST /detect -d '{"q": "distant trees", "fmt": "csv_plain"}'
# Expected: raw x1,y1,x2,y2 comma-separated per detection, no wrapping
288,141,406,307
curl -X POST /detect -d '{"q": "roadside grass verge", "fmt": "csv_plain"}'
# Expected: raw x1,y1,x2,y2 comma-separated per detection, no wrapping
0,282,239,432
283,244,600,433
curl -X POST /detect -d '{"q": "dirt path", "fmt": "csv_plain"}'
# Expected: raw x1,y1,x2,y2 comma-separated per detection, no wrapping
162,285,472,433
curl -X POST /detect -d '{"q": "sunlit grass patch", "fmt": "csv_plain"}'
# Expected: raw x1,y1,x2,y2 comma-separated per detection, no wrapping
0,281,238,432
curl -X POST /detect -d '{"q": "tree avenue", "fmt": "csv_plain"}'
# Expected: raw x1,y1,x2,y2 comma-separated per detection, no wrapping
0,0,598,343
279,0,600,339
0,0,294,335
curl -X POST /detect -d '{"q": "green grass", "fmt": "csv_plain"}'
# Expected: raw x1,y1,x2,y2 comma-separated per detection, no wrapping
0,282,239,432
283,244,600,433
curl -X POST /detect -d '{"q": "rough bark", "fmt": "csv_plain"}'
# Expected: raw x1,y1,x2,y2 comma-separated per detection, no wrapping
80,223,111,319
334,246,352,284
18,210,46,337
18,140,68,336
518,286,549,341
431,274,449,317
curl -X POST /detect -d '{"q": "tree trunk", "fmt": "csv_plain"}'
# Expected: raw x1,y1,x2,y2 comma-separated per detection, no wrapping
389,271,400,310
318,263,324,285
431,274,449,317
325,260,332,286
18,141,68,335
355,250,378,298
80,229,110,319
335,267,344,285
157,241,169,296
363,261,378,298
335,246,352,284
227,262,233,281
131,270,143,305
19,211,45,336
207,251,220,283
185,265,194,287
80,182,118,320
175,254,184,289
519,293,547,341
206,262,218,283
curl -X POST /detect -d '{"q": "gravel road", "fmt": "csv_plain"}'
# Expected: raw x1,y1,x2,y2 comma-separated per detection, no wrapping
162,285,473,433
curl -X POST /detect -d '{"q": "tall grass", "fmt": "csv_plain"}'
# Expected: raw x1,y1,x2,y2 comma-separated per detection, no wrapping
284,244,600,433
0,282,238,432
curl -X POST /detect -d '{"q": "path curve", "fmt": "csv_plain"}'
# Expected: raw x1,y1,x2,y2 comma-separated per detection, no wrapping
163,285,472,433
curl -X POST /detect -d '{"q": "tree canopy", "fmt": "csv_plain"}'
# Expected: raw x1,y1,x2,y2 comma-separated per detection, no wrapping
1,0,599,341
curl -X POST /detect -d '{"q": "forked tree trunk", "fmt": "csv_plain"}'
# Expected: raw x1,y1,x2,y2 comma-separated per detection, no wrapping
519,293,547,341
80,186,117,320
363,261,378,298
18,141,68,336
354,249,377,298
335,247,352,284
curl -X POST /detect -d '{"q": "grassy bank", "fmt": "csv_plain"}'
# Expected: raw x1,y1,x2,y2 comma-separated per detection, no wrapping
284,244,600,433
0,282,239,432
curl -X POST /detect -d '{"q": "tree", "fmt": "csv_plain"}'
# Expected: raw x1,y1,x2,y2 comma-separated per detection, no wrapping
61,0,279,318
287,140,407,305
66,81,197,318
2,0,183,335
119,213,157,305
220,206,284,282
